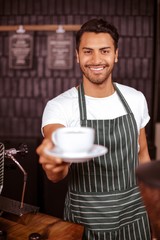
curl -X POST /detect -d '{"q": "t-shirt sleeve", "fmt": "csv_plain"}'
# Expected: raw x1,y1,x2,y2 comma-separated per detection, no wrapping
41,100,68,134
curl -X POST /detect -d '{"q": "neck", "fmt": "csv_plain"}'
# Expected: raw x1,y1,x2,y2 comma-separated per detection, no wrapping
82,79,115,98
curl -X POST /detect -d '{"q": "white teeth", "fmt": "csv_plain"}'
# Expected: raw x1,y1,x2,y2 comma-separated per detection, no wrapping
90,67,103,71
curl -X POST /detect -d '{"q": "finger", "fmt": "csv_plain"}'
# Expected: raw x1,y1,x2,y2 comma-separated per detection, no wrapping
37,139,64,165
39,153,63,166
42,162,69,173
36,138,53,155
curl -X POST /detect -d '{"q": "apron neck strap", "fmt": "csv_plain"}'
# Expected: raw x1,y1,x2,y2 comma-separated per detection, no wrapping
113,83,132,114
78,82,87,120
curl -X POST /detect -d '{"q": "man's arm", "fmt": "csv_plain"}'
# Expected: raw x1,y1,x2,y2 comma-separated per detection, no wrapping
43,123,64,139
138,127,151,164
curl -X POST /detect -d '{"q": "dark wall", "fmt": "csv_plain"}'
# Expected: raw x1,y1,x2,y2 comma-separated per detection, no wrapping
0,0,155,139
0,0,157,217
154,0,160,123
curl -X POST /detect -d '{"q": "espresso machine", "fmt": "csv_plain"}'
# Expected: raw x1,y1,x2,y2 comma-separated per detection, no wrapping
0,142,39,216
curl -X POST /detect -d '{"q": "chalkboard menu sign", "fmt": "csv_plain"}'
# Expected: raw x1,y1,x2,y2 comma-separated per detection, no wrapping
47,32,73,70
9,33,33,69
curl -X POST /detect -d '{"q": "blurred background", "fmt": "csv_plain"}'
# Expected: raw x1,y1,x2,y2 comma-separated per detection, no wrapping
0,0,159,218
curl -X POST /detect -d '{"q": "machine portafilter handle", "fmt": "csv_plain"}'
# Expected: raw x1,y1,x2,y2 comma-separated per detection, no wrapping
5,143,28,157
1,142,28,211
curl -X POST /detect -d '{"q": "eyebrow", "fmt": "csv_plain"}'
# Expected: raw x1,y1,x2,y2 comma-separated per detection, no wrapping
82,47,111,50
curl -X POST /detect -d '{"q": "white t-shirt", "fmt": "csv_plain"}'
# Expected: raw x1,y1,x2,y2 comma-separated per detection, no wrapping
42,83,150,136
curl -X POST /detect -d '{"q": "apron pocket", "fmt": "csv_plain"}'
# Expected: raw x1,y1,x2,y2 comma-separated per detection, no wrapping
70,186,146,232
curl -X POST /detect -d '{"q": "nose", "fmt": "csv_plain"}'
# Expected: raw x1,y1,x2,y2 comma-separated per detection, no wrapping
91,52,102,64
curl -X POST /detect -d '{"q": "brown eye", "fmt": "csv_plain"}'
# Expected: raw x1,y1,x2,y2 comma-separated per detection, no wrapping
84,50,91,54
101,49,109,54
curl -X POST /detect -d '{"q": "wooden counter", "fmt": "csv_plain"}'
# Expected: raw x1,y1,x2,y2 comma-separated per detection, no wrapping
0,212,84,240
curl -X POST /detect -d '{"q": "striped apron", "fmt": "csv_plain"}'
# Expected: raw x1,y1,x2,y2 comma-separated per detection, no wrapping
64,83,151,240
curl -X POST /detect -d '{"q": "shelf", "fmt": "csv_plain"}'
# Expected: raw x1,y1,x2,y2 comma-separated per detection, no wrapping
0,24,81,32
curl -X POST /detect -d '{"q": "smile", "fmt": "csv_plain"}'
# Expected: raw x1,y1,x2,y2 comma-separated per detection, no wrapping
89,65,105,71
90,67,104,71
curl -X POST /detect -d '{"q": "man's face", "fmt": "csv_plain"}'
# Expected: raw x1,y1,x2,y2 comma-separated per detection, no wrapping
76,32,118,85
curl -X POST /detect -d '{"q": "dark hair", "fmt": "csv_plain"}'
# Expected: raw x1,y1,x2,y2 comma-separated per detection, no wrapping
76,18,119,51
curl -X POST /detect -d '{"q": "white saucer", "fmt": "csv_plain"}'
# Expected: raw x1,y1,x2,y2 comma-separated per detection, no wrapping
45,144,108,163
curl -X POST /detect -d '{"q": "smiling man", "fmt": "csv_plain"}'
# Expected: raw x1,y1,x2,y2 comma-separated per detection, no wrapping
37,19,152,239
77,32,118,87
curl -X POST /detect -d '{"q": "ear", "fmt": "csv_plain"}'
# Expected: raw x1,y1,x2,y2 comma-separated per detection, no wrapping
76,50,79,63
115,48,118,63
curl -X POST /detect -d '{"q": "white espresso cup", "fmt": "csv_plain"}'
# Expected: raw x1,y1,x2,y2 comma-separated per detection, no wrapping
51,127,95,153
